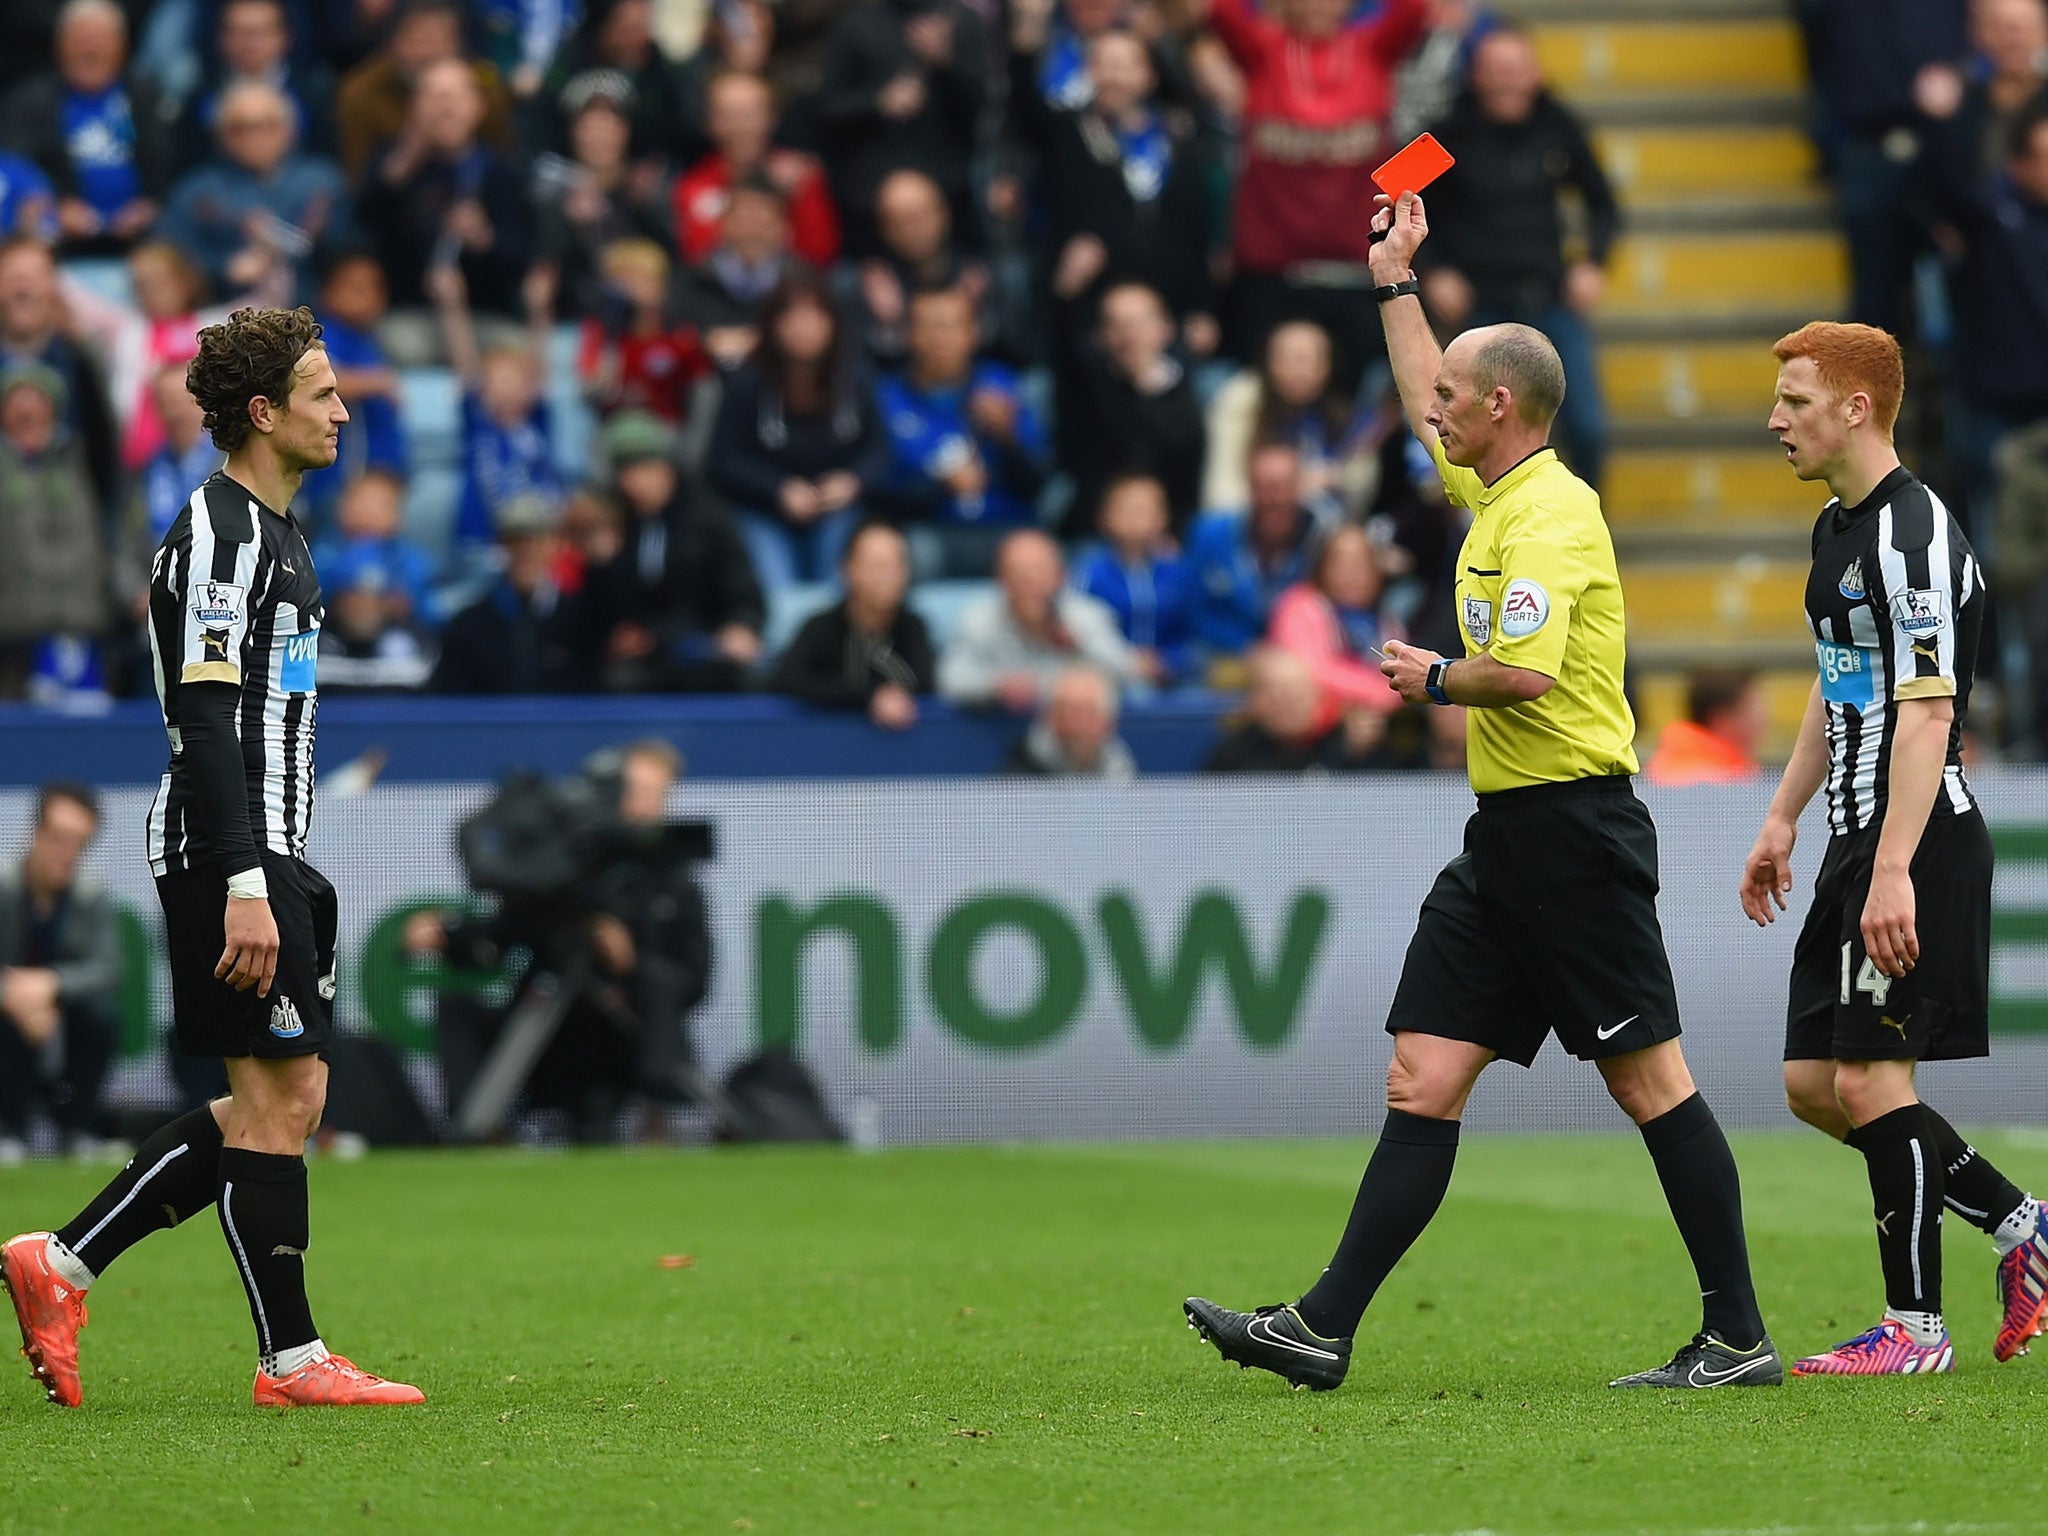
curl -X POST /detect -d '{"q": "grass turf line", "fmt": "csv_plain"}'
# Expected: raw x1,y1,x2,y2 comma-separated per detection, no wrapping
1,1132,2044,1536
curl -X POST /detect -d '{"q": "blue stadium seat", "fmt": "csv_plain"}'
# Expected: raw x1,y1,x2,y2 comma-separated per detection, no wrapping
404,466,462,560
544,323,595,483
399,367,462,467
762,581,837,660
908,579,994,651
61,258,132,309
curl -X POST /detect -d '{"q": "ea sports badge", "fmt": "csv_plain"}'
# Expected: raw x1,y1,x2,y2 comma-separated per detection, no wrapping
1499,578,1550,639
1463,596,1493,646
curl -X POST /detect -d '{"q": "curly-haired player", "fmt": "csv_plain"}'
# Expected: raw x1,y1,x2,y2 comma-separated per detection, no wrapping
2,308,424,1409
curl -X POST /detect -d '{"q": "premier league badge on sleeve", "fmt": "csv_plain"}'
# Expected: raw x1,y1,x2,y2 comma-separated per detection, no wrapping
1463,595,1493,646
191,581,244,626
1890,587,1945,639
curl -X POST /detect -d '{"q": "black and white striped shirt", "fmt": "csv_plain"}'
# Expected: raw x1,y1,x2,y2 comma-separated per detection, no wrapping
144,472,324,877
1803,466,1981,837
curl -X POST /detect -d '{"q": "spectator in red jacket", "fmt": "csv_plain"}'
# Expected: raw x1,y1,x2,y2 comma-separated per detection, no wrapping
674,70,841,270
577,238,713,425
1204,0,1426,384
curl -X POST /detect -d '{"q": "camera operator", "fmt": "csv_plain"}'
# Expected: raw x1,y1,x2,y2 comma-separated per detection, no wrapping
405,740,713,1143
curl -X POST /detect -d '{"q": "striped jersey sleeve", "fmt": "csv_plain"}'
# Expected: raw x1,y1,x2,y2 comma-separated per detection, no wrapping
1872,482,1975,704
168,486,265,687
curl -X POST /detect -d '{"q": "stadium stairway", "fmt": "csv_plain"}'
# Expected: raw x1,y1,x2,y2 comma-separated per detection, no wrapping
1506,0,1832,758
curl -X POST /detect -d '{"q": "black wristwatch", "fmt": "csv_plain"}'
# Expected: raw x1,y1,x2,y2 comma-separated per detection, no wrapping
1374,277,1421,304
1424,659,1454,706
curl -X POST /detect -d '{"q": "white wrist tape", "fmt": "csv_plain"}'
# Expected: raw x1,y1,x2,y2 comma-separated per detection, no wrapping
226,868,269,901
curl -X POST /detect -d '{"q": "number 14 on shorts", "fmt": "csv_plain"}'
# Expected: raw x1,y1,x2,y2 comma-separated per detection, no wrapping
1841,941,1893,1008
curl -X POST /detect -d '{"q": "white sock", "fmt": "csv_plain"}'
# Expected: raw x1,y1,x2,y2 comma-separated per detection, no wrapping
1993,1196,2040,1258
45,1237,95,1292
264,1339,329,1378
1890,1309,1946,1347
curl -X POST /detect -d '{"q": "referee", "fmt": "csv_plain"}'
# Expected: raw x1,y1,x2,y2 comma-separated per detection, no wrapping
1185,191,1779,1392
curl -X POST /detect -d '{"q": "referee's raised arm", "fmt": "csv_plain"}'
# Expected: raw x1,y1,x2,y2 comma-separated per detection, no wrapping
1368,191,1445,452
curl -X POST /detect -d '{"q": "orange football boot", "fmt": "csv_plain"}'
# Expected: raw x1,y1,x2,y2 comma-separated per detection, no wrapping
2,1233,88,1407
253,1353,425,1406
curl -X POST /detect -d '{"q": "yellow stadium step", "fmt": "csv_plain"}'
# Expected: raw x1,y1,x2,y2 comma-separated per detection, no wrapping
1533,19,1806,97
1622,558,1811,645
1634,667,1816,765
1600,339,1783,424
1606,232,1848,317
1593,126,1818,202
1604,447,1822,526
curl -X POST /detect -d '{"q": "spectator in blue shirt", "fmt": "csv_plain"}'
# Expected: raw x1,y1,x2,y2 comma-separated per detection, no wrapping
431,262,561,556
1184,441,1325,665
875,285,1049,579
0,155,56,241
1073,473,1194,685
312,468,440,628
296,247,407,519
155,80,352,302
477,0,583,99
0,0,176,252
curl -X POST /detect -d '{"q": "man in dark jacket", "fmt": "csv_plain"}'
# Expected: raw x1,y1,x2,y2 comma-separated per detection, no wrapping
1420,26,1619,485
0,783,122,1162
411,740,714,1144
433,494,601,693
1795,0,1969,333
1056,280,1206,536
356,57,533,351
1203,647,1371,775
817,0,989,257
1926,100,2048,548
0,0,176,252
592,412,767,692
772,520,934,727
1009,11,1216,350
675,174,793,367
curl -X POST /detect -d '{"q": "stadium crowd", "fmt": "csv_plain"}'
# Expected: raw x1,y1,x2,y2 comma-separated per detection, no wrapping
0,0,2040,755
1800,0,2048,750
0,0,1559,773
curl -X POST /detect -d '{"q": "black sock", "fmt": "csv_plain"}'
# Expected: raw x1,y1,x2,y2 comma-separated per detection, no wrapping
55,1105,224,1278
1296,1109,1459,1339
1846,1104,1943,1316
1919,1106,2027,1233
1638,1094,1768,1348
216,1149,319,1367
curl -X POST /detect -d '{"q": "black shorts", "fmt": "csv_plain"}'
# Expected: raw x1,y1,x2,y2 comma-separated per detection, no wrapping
1784,809,1992,1063
157,854,337,1060
1385,775,1683,1066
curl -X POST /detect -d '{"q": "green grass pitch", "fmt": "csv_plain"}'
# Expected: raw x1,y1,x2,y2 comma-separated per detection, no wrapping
3,1131,2045,1536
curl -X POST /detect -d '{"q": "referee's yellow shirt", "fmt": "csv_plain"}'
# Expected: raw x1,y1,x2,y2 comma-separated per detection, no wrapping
1432,439,1639,793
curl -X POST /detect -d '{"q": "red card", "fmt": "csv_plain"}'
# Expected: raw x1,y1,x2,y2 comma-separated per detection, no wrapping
1372,133,1455,198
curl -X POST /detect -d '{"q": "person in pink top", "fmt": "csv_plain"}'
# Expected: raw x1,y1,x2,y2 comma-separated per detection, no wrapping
1268,521,1403,733
1203,0,1426,383
58,238,284,472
